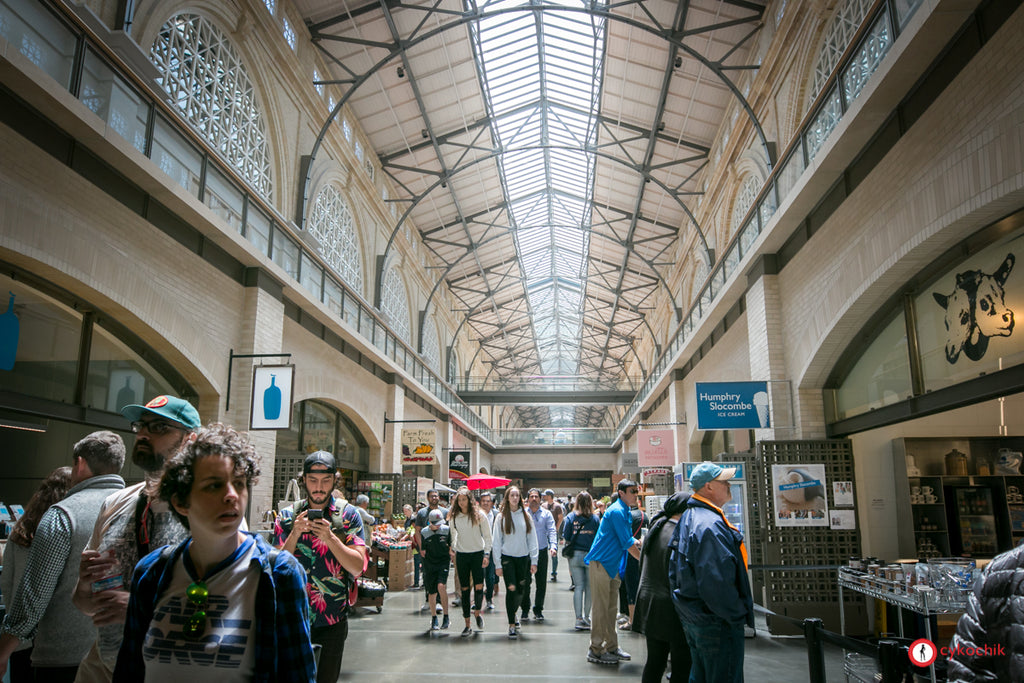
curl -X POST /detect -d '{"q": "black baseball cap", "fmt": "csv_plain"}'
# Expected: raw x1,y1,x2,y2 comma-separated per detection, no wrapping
303,450,336,474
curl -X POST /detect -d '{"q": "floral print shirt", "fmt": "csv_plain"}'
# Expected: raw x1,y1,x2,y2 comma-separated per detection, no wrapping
274,498,366,628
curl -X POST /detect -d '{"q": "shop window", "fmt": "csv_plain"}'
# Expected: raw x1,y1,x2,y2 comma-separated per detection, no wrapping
84,323,179,413
834,311,912,419
302,400,337,454
916,232,1024,393
0,274,81,403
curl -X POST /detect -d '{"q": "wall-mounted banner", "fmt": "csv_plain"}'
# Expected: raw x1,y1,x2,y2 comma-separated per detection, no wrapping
449,450,471,480
621,452,639,471
771,464,828,527
250,365,294,430
402,428,437,464
695,381,770,430
642,467,672,477
638,429,676,467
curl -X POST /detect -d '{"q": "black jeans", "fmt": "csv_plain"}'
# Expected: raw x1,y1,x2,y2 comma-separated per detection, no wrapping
643,632,692,683
455,550,485,618
500,554,531,625
521,550,549,616
311,618,349,683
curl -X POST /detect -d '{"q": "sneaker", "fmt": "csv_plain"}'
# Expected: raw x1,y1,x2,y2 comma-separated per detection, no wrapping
583,617,592,629
533,611,545,621
520,612,530,622
475,614,484,630
486,601,495,611
508,626,518,639
514,621,522,634
550,574,557,582
613,647,632,661
436,604,444,614
441,614,450,629
421,602,430,612
452,597,461,607
574,618,589,631
618,620,632,630
461,626,472,637
431,616,439,630
587,649,619,665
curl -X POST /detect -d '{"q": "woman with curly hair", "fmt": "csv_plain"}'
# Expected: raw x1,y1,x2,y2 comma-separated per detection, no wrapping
448,486,491,636
113,423,315,682
490,486,538,639
0,467,73,682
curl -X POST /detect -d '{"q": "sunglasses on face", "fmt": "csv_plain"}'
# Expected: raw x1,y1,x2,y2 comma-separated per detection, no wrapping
130,420,184,435
183,580,209,639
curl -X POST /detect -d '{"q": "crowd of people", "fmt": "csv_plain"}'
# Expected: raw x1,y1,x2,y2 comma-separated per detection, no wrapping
9,391,1014,682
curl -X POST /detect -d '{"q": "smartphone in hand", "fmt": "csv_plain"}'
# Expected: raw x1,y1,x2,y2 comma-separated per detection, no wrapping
307,509,324,521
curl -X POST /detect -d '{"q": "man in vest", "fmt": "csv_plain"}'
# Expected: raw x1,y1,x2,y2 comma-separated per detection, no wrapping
275,450,367,683
71,395,200,683
0,431,126,682
670,462,754,683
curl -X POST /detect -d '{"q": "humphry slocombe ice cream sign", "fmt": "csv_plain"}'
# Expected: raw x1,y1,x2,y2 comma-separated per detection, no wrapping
695,381,770,430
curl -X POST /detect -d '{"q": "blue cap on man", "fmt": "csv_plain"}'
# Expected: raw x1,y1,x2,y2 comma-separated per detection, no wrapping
121,395,201,430
689,462,737,491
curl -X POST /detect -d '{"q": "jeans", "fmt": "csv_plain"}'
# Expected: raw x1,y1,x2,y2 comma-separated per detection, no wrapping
484,555,497,601
455,550,485,618
500,554,531,625
311,618,349,683
683,619,745,683
520,551,549,616
551,546,559,577
413,550,422,586
568,553,591,619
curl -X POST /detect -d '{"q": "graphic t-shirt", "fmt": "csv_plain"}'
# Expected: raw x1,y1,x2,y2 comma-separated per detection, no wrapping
420,524,451,566
141,538,259,682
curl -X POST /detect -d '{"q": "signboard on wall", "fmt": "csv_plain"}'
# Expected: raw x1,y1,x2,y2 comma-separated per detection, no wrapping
771,463,828,527
449,450,471,479
402,428,437,464
638,429,675,467
250,365,294,430
695,381,770,429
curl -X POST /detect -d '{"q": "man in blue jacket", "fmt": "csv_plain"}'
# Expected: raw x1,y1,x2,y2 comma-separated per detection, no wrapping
670,462,753,683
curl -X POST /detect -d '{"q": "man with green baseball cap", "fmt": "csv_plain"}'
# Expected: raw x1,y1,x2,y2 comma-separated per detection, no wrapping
71,395,200,683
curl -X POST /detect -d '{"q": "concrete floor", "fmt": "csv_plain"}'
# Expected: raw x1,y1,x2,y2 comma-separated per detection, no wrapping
340,572,849,682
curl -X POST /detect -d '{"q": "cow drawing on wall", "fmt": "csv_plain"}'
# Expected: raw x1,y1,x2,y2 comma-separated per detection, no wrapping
933,253,1015,363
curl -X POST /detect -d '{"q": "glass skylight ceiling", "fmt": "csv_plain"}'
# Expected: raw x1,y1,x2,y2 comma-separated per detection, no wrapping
470,0,605,425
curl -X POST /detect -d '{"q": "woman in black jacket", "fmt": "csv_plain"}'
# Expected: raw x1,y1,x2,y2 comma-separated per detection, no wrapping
632,492,692,683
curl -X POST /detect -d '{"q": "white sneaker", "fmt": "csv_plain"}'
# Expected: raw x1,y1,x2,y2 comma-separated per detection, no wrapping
435,603,443,614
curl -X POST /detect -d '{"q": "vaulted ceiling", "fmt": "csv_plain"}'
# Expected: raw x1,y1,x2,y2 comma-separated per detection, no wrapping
293,0,768,429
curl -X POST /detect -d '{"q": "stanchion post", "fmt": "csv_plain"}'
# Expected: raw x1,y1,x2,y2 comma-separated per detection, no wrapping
804,617,827,683
878,639,902,683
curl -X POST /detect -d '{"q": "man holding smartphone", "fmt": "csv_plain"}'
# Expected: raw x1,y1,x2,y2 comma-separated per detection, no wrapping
275,451,367,683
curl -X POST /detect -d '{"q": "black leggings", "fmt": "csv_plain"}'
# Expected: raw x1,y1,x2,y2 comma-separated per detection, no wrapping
500,554,531,625
643,632,692,683
455,550,485,618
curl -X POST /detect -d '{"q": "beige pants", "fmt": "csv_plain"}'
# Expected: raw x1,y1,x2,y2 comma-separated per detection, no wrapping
73,641,113,683
588,561,621,655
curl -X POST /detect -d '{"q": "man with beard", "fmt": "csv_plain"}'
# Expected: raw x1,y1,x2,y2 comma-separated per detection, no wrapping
71,396,200,683
275,451,367,683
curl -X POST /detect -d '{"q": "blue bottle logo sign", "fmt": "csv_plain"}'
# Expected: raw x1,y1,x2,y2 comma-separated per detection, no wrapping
263,374,282,421
0,292,19,371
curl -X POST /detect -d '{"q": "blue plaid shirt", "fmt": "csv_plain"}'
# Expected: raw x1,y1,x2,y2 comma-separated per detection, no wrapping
113,533,315,683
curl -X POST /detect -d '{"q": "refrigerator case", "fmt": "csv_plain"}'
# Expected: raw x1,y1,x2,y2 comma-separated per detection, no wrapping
676,462,750,538
945,485,1008,557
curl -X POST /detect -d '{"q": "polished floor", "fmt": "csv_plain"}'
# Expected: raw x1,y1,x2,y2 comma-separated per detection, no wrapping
340,571,848,682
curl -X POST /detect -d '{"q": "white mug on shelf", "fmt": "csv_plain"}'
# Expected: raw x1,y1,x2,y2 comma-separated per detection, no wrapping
911,486,922,496
924,494,937,504
911,494,923,504
921,486,934,496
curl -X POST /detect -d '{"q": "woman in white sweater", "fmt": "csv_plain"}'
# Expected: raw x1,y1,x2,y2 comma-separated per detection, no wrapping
491,486,538,639
449,487,492,637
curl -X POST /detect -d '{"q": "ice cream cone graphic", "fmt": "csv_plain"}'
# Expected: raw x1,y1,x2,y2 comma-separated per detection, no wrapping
753,391,770,427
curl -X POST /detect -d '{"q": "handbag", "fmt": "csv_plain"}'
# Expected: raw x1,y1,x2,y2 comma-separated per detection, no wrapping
561,544,574,559
561,515,580,559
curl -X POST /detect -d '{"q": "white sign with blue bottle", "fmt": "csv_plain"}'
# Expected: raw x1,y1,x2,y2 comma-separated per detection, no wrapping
250,364,295,430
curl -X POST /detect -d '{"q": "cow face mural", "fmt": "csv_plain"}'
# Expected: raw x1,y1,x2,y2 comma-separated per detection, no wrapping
933,253,1015,363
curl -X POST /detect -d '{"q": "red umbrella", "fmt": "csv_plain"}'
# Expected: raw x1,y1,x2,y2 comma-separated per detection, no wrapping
465,473,511,491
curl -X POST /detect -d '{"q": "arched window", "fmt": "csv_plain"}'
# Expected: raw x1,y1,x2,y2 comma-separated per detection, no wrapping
381,266,411,343
731,175,760,234
449,348,461,386
421,316,440,373
808,0,875,102
308,184,363,292
151,14,272,197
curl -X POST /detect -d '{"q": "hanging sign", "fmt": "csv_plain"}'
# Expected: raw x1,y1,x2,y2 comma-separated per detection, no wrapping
638,429,676,467
621,451,639,471
695,381,771,429
402,428,437,464
250,365,294,430
449,450,471,479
